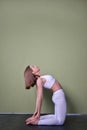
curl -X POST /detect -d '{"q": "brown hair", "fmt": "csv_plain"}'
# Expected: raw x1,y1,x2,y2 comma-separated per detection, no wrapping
24,65,37,89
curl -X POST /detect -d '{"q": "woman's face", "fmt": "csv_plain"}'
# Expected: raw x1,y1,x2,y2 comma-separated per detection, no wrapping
30,65,40,74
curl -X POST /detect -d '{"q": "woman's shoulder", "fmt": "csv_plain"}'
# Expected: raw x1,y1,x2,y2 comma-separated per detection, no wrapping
36,76,46,87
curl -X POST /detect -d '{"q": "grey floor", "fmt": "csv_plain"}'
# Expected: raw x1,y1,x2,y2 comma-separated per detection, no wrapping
0,114,87,130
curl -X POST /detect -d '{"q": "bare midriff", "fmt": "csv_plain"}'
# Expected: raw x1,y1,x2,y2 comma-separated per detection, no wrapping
51,80,62,92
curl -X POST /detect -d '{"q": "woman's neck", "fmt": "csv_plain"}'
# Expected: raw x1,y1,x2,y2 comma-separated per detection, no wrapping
33,70,41,77
35,71,41,77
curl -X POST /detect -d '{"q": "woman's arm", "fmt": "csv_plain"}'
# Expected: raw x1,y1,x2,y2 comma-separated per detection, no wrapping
34,78,43,118
25,78,43,125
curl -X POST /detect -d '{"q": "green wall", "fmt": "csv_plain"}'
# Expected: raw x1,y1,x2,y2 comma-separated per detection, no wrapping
0,0,87,114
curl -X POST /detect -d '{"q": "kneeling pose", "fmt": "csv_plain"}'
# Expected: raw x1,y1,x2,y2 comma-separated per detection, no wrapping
24,65,67,125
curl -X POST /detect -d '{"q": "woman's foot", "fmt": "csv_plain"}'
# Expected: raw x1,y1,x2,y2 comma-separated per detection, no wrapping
26,116,39,125
30,118,39,125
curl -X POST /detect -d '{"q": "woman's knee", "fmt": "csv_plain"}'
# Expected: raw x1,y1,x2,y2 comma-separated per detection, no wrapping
56,118,65,125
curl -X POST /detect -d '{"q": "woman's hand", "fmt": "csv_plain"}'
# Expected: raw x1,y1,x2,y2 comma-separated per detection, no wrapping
25,116,35,125
25,116,39,125
33,111,40,119
25,112,40,125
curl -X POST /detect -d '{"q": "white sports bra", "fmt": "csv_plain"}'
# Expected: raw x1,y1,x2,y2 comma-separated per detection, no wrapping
40,75,55,89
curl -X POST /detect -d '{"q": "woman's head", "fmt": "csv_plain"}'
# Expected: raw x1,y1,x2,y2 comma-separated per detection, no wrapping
24,65,37,89
24,65,41,89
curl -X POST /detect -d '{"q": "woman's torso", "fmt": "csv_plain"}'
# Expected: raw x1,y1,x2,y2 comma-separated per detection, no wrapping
40,75,62,92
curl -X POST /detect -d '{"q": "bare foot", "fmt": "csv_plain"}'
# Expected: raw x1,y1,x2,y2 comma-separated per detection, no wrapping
30,118,39,125
26,116,35,125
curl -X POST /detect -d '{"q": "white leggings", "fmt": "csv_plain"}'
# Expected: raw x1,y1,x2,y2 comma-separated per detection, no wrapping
38,89,67,125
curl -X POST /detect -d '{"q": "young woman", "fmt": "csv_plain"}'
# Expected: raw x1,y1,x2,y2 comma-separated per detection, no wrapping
24,65,67,125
